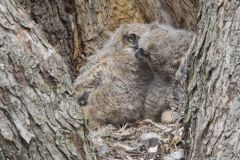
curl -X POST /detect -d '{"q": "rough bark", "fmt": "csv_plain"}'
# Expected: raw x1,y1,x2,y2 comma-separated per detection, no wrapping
0,0,199,159
19,0,78,78
18,0,198,79
176,0,240,159
73,0,198,75
0,0,95,159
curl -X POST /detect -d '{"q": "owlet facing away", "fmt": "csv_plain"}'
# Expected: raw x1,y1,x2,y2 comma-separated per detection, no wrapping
135,24,193,121
73,23,193,128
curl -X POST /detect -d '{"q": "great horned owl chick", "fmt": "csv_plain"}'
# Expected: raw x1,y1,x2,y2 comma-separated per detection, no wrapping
73,24,153,128
135,24,193,121
73,23,193,128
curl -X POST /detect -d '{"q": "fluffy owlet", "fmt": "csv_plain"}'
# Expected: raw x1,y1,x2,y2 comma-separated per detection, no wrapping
135,24,193,121
73,24,153,128
73,23,193,128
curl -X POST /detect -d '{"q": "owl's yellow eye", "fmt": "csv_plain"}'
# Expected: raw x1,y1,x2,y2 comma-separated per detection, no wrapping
127,34,137,42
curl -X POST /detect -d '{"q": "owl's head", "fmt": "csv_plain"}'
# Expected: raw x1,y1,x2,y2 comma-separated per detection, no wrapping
104,24,149,56
110,23,157,60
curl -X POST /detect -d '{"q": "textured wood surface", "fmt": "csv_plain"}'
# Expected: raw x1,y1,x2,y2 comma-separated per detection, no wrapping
19,0,198,79
0,0,200,159
0,0,95,159
174,0,240,159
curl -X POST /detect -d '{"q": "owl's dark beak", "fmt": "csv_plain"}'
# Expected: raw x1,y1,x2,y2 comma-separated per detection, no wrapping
135,48,148,60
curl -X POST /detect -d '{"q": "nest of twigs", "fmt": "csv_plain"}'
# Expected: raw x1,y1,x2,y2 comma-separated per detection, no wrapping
88,119,186,160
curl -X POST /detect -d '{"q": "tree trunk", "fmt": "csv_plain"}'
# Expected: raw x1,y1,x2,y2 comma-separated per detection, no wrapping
0,0,95,159
176,0,240,159
72,0,198,76
19,0,198,79
0,0,199,159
